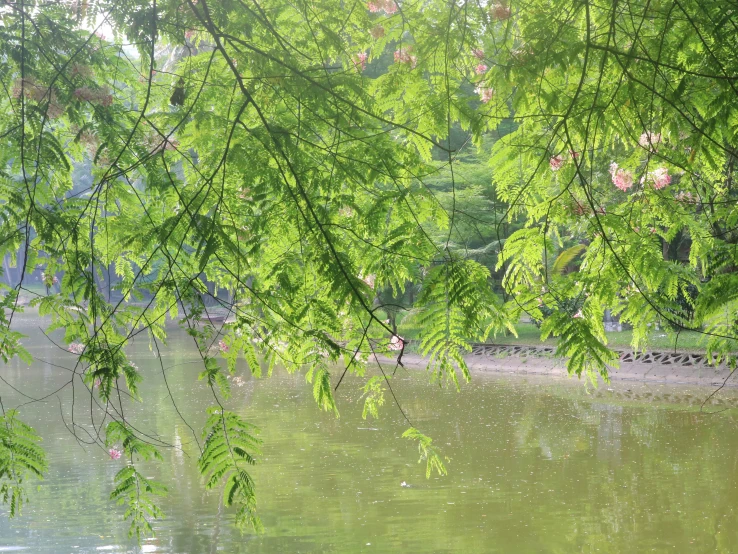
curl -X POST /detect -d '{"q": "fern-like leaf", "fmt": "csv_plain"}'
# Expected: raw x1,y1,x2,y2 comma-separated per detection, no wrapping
198,407,263,533
110,466,167,540
0,410,47,517
402,427,447,478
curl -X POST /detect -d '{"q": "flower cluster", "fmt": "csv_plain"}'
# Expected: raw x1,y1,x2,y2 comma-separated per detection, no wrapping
70,63,94,79
489,3,511,20
73,86,113,107
394,48,417,68
143,133,179,153
370,25,385,39
570,201,587,216
77,129,100,155
388,335,404,351
42,90,65,119
61,0,90,16
639,131,661,151
108,448,122,460
549,155,564,171
475,86,494,103
353,52,369,72
549,151,580,172
675,190,696,203
41,272,59,286
511,44,533,63
643,167,671,190
11,78,46,101
11,78,64,118
609,162,634,191
475,64,488,75
68,342,85,355
368,0,398,14
218,339,229,353
472,48,485,60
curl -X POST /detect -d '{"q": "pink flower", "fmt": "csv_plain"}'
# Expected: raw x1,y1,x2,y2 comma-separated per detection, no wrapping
549,155,564,171
649,167,671,190
11,78,47,102
475,86,494,103
163,137,179,151
639,131,661,151
68,342,85,355
489,3,511,20
368,0,397,14
472,48,485,60
475,64,488,75
675,191,694,203
42,272,60,286
108,448,122,460
218,339,229,353
353,52,368,72
78,130,99,153
383,0,398,14
388,335,404,351
370,25,385,39
511,45,532,62
573,310,583,319
610,162,634,191
74,86,113,107
45,92,64,119
70,63,93,79
394,48,417,68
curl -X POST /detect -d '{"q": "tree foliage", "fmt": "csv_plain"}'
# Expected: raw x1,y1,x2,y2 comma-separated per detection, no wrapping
0,0,737,540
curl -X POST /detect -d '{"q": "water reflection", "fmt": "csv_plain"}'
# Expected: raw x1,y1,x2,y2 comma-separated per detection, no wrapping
0,320,737,552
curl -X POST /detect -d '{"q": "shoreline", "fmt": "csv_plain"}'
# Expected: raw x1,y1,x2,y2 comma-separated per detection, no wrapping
399,344,737,388
9,305,735,388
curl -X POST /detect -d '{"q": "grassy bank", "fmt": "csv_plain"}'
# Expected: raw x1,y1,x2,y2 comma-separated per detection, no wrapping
493,323,705,352
398,317,707,353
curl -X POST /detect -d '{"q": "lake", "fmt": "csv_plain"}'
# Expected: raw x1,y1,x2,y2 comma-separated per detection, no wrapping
1,318,737,553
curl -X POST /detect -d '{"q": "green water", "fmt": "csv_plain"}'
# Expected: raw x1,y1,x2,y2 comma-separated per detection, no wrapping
1,321,737,553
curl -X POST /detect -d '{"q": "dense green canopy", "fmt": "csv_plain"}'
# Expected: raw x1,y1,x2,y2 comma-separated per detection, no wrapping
1,0,737,538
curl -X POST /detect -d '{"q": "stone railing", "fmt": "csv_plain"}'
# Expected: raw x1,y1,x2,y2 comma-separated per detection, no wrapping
469,343,726,369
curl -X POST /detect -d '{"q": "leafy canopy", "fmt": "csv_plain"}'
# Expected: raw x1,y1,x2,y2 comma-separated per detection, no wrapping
0,0,737,539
